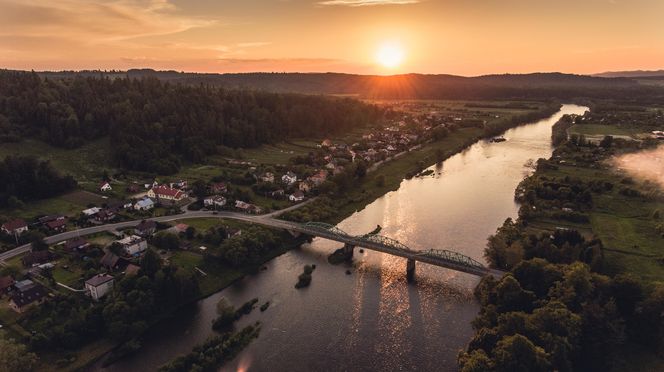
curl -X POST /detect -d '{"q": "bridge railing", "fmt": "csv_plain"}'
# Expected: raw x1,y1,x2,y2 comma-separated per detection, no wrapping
297,222,489,273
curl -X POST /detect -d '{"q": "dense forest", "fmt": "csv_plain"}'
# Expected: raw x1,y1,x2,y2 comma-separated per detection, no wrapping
35,69,664,102
0,155,77,208
0,71,384,174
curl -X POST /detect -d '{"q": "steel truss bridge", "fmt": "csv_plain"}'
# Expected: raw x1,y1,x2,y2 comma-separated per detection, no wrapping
262,219,505,278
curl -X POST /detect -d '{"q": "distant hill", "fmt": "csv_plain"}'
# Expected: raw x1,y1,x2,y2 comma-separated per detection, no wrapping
593,70,664,78
30,69,661,101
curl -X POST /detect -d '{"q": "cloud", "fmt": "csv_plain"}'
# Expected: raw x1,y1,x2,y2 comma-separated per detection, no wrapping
317,0,420,6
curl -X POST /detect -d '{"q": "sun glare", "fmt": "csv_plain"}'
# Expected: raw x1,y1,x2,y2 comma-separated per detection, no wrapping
376,42,405,69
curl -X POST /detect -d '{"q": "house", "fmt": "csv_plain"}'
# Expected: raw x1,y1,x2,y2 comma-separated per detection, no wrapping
45,218,67,233
134,220,157,237
95,209,116,223
225,227,242,239
116,235,148,256
9,280,49,313
282,171,298,185
38,215,66,225
85,274,114,301
325,162,336,170
210,182,228,194
166,223,189,235
259,172,275,183
134,197,155,211
298,181,313,192
234,200,261,214
321,139,333,147
289,190,305,202
170,180,188,190
147,185,186,202
1,219,28,236
309,170,328,186
100,252,128,271
270,189,285,198
64,238,90,252
204,195,227,209
99,181,112,192
0,276,15,297
22,251,54,268
82,207,101,217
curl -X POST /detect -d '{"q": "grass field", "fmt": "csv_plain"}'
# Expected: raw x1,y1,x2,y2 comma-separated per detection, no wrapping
569,124,639,137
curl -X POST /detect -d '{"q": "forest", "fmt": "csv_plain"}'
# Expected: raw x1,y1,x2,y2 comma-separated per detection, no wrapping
0,71,384,174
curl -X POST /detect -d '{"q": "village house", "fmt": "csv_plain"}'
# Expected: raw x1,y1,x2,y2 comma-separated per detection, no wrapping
82,207,101,217
148,185,186,203
289,190,305,202
22,251,55,268
210,182,228,194
116,235,148,256
320,139,333,147
9,279,49,313
259,172,275,183
281,171,298,185
38,215,66,226
134,197,155,211
269,189,285,198
134,220,157,237
166,223,189,235
298,181,313,192
99,181,112,192
169,180,188,189
204,195,227,209
85,274,115,301
64,238,90,253
100,251,128,272
94,209,116,223
309,170,328,186
234,200,262,214
1,219,28,236
225,227,242,239
45,218,67,233
0,275,15,297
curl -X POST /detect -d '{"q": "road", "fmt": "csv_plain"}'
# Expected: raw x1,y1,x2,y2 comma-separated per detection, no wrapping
0,199,317,264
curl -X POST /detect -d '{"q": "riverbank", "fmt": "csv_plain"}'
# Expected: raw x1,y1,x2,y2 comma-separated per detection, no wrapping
462,103,664,371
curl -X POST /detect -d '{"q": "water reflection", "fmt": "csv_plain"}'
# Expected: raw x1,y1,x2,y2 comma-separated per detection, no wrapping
99,104,588,372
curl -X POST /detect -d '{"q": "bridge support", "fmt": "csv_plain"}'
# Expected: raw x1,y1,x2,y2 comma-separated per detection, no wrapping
406,259,416,282
287,230,301,238
342,243,355,261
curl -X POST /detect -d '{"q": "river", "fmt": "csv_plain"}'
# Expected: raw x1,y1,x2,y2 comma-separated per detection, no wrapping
99,104,588,372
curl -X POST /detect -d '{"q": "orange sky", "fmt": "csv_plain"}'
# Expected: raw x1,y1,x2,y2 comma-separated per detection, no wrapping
1,0,663,76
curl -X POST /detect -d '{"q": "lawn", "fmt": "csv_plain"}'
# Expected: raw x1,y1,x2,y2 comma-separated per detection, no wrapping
569,124,637,137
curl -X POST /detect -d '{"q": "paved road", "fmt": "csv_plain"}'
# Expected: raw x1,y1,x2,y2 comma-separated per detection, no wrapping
0,199,317,263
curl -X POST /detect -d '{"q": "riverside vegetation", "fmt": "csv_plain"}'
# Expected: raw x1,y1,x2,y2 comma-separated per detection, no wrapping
459,103,664,371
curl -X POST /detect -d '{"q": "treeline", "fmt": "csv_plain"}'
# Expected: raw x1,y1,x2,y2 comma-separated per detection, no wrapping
0,155,77,208
0,70,383,174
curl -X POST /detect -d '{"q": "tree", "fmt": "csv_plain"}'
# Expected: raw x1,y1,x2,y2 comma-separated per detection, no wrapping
191,180,207,201
140,249,162,278
493,334,550,372
0,337,39,372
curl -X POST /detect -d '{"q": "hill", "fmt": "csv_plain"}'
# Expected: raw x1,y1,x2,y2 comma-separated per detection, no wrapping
593,69,664,78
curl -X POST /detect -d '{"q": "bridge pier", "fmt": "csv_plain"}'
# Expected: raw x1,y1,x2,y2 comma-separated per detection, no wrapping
342,243,354,261
406,259,416,282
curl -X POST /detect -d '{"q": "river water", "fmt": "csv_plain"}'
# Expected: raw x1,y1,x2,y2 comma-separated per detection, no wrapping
100,104,588,372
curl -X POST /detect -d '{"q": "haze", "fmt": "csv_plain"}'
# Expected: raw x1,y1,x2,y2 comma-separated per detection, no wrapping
1,0,663,75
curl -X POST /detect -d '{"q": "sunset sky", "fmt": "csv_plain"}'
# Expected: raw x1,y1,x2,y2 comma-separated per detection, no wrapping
1,0,663,76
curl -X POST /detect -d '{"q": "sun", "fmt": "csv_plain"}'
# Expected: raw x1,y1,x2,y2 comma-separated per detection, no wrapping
376,42,405,69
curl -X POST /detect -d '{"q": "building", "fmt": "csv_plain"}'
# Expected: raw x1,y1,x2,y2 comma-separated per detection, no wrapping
321,139,333,147
282,171,298,185
99,181,112,192
45,218,67,233
204,195,227,209
210,182,228,194
22,251,54,268
169,180,188,189
0,276,15,297
147,185,186,202
134,220,157,237
259,172,275,183
134,197,155,211
9,280,49,313
234,200,262,214
289,190,305,202
116,235,148,256
39,215,65,225
1,219,28,236
100,252,127,271
85,274,114,301
309,170,328,186
82,207,101,217
64,238,90,252
94,209,116,223
298,181,313,192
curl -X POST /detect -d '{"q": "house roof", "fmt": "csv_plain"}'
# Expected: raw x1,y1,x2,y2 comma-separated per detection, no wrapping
22,251,54,266
46,219,67,229
10,282,48,308
2,219,27,231
100,252,120,268
64,238,89,251
136,198,154,207
85,274,114,287
292,190,304,198
152,185,184,198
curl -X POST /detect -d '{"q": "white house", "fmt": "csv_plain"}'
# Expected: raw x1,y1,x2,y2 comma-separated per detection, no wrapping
281,171,298,186
134,197,155,211
116,235,148,256
1,219,28,236
204,195,227,208
289,190,305,202
85,274,114,301
99,181,112,192
82,207,101,217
